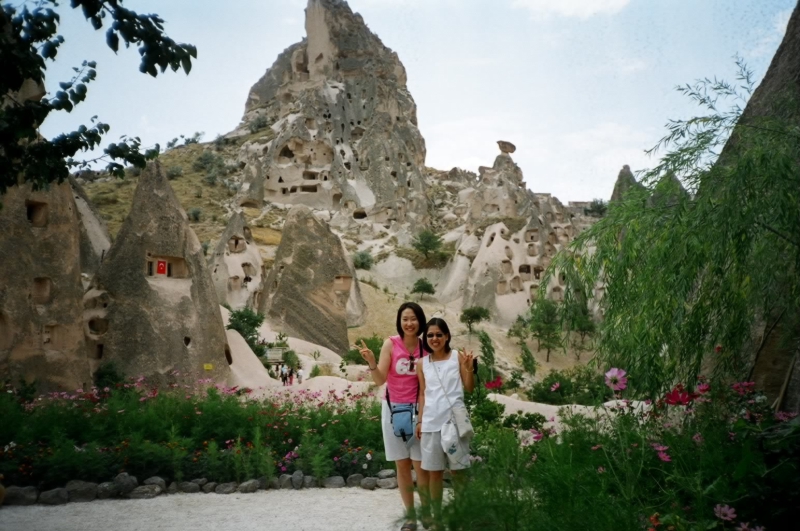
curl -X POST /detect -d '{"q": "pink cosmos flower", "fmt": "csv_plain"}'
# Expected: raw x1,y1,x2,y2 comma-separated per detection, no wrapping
530,429,543,442
604,368,628,391
650,443,669,452
657,451,671,462
692,432,704,444
597,466,606,473
697,383,710,394
591,445,602,451
551,382,561,392
714,505,737,521
735,523,751,531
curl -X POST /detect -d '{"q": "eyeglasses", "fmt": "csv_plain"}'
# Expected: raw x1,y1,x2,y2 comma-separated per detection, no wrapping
426,333,445,338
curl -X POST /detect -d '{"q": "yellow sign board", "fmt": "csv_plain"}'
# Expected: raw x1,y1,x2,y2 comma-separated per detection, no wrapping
203,363,214,371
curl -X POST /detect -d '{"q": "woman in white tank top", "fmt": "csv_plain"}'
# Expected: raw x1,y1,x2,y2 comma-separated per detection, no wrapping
415,317,475,525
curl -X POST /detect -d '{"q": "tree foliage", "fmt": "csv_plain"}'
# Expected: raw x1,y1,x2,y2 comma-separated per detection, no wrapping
411,278,435,300
461,306,490,336
227,307,265,357
1,0,197,194
352,250,373,270
549,60,800,396
529,299,562,363
583,198,608,217
411,229,443,258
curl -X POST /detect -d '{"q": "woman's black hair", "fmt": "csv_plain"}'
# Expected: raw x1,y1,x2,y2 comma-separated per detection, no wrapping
423,317,451,354
396,302,426,338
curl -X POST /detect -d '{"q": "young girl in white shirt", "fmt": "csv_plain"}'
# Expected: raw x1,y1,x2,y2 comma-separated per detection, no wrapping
415,317,475,525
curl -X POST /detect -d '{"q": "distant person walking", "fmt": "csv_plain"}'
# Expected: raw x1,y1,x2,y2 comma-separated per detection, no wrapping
289,367,295,386
297,367,304,384
280,364,288,386
357,302,431,531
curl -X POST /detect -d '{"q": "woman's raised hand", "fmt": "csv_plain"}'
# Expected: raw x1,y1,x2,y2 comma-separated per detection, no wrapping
355,340,376,367
458,348,474,371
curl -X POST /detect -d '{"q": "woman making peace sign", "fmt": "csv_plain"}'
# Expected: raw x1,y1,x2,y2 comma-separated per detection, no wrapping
357,302,431,531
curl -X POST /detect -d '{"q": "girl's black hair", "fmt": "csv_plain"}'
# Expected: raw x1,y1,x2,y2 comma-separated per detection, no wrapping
423,317,451,354
396,302,427,338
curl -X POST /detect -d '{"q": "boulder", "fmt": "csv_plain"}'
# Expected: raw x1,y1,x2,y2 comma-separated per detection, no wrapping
260,206,365,353
114,473,138,496
360,477,377,490
268,477,280,490
377,478,398,489
87,161,232,386
167,482,179,495
291,470,304,489
143,477,167,492
279,474,293,489
178,481,200,494
202,482,218,493
322,476,346,488
497,140,516,154
377,469,396,479
39,488,69,505
129,485,162,499
238,480,259,493
346,474,364,487
256,476,269,490
303,476,318,489
4,486,38,505
97,482,119,499
0,182,92,392
215,482,238,495
190,478,208,487
65,480,97,502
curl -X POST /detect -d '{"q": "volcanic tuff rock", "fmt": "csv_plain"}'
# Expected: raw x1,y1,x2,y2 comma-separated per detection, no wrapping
610,164,642,202
233,0,429,232
437,144,581,325
259,205,365,353
87,161,233,385
209,212,265,310
0,183,92,391
68,176,111,285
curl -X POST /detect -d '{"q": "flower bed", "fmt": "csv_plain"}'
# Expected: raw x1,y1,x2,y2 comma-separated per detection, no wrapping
0,378,386,489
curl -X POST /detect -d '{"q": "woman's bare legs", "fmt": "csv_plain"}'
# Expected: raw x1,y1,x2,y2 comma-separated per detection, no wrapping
413,461,431,523
396,458,416,521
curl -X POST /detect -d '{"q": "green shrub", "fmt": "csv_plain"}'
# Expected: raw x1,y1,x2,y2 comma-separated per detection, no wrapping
309,365,322,378
226,307,265,357
187,207,202,222
526,365,612,405
411,278,435,300
352,250,373,270
193,151,221,172
282,350,300,370
462,307,490,335
93,362,124,389
501,411,546,431
166,166,183,180
249,114,269,134
342,334,383,365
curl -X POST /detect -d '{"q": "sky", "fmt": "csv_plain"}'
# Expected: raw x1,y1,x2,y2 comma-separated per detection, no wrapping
34,0,795,203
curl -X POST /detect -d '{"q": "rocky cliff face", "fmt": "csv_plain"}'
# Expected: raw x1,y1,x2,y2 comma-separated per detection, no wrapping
259,205,365,353
87,162,233,385
233,0,428,232
209,212,265,310
0,183,92,391
437,144,581,325
68,176,111,286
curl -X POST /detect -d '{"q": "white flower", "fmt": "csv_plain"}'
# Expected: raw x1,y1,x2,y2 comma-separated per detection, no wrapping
366,453,372,461
362,464,368,469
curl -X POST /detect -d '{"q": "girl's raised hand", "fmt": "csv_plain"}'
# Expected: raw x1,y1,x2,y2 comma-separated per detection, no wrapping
458,348,474,370
354,340,376,366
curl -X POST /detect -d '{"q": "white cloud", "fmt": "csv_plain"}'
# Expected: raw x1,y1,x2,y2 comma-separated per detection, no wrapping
511,0,631,20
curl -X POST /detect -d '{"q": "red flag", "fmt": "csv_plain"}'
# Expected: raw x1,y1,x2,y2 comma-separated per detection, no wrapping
157,260,167,275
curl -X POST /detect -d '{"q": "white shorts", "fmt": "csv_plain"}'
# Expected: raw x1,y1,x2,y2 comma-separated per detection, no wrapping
420,431,471,471
381,400,421,462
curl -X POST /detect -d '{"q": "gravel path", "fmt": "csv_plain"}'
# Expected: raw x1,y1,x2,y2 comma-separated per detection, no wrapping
0,489,407,531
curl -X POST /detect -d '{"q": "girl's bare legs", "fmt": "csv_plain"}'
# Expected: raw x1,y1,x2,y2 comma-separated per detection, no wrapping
428,470,444,519
396,458,416,520
412,461,431,523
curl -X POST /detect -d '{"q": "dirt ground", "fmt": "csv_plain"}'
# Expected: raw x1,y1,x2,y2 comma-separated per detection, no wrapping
0,488,407,531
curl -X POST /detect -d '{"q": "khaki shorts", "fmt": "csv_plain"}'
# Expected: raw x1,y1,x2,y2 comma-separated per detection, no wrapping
421,431,470,471
381,400,422,462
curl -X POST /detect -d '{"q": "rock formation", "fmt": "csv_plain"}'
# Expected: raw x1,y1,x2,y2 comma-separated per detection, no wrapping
610,164,641,202
68,176,111,286
86,162,232,384
259,205,365,353
209,212,265,310
438,142,580,325
232,0,429,232
0,183,92,391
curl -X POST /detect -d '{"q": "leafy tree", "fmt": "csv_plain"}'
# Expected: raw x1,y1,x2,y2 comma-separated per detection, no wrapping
476,330,496,380
507,314,530,344
343,334,383,365
550,59,800,396
352,250,373,270
529,299,561,363
226,307,265,357
461,306,490,336
583,198,608,217
1,0,196,194
282,350,300,371
519,343,538,376
411,229,442,258
411,278,435,300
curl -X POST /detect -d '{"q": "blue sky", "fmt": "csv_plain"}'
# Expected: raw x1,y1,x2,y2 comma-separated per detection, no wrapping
36,0,795,202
